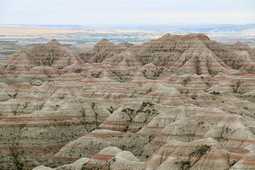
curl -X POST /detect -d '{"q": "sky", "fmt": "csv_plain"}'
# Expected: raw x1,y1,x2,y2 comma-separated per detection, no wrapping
0,0,255,26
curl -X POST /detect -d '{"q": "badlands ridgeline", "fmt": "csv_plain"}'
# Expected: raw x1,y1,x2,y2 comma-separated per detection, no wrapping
0,34,255,170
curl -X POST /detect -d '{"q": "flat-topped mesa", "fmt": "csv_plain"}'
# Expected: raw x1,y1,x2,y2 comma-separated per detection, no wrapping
182,33,210,41
158,33,210,41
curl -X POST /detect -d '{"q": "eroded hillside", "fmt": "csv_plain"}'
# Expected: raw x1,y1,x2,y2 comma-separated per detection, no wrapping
0,34,255,170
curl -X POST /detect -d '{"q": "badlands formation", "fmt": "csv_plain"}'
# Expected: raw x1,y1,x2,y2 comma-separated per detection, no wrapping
0,34,255,170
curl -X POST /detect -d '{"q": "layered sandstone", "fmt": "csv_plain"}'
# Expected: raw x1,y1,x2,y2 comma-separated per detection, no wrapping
0,34,255,170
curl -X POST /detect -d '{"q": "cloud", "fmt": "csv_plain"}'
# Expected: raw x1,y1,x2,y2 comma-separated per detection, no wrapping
0,0,254,25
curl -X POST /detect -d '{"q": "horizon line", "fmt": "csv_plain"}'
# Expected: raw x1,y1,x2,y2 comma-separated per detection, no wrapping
1,23,255,27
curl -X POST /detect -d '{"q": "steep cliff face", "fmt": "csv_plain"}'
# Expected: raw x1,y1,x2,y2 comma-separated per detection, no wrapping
1,34,255,170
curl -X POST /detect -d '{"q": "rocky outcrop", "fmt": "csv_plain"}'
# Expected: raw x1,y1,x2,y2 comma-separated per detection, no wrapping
1,34,255,170
7,40,79,70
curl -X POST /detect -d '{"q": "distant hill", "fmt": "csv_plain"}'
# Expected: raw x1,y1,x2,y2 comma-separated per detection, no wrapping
0,24,255,46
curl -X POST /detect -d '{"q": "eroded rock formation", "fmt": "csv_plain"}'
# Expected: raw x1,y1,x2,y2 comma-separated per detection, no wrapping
0,34,255,170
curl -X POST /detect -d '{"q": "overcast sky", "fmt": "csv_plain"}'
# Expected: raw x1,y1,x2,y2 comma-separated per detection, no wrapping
0,0,254,26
